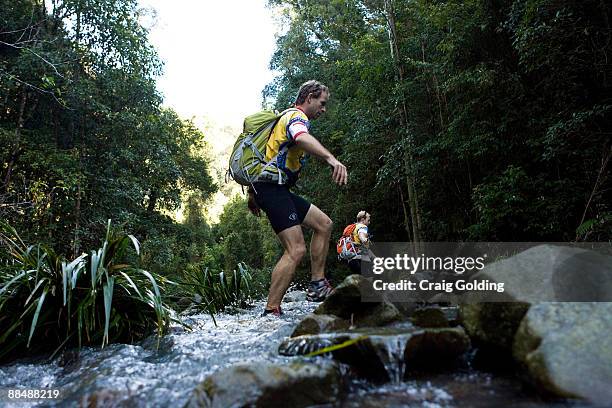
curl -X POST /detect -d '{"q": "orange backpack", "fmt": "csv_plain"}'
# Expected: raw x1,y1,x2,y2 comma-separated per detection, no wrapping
336,223,358,260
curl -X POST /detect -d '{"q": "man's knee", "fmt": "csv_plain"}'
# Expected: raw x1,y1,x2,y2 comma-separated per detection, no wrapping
287,244,307,263
321,216,333,234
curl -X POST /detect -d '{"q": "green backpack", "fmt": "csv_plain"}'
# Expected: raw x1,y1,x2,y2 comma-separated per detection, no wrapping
227,108,297,188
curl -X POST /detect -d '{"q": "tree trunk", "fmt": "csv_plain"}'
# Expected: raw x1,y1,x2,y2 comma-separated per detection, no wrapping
576,143,611,241
398,184,412,241
148,190,158,213
421,40,446,130
384,0,423,247
73,124,85,257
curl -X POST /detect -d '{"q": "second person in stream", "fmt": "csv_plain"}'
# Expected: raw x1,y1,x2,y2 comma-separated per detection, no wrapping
247,80,348,317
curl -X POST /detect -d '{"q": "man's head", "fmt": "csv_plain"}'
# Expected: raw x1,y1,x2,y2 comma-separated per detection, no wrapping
294,80,329,120
356,210,370,225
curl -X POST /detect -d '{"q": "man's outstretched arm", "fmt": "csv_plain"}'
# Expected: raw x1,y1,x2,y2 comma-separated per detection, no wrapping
294,133,348,185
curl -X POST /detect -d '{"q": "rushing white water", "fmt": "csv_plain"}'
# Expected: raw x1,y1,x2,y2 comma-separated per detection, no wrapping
372,334,410,384
0,294,313,407
0,292,583,407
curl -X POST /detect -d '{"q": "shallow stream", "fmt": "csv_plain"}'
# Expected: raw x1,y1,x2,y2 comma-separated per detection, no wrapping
0,293,591,407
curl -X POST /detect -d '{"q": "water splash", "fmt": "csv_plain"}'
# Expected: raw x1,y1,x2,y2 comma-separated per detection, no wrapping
370,334,411,384
0,294,317,407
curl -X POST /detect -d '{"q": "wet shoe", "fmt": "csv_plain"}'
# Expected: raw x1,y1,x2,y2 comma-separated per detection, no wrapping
306,278,333,302
261,306,283,317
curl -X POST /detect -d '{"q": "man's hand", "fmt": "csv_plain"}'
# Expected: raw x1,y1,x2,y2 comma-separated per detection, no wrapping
294,133,348,185
327,157,348,185
247,192,260,216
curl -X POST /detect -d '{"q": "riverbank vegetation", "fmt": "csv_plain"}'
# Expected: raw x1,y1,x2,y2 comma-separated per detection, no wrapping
0,220,174,361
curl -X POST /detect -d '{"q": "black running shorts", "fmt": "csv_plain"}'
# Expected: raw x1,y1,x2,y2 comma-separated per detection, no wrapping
252,182,311,234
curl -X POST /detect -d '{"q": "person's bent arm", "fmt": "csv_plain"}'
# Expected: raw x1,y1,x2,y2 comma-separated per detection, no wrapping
358,231,369,247
294,133,348,185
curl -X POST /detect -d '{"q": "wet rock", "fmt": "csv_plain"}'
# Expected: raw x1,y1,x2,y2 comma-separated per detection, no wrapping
224,306,252,315
314,274,402,327
357,301,403,327
513,303,612,405
283,290,307,303
314,274,368,316
459,302,529,352
393,302,419,317
463,245,612,303
279,327,470,382
176,296,193,310
403,327,471,369
429,292,463,305
79,389,128,407
185,360,342,408
58,349,80,368
411,306,449,328
169,325,187,335
140,335,174,355
291,313,350,337
459,245,612,352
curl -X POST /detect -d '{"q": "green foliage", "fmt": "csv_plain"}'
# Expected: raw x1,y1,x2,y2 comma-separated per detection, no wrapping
0,221,176,362
215,195,281,273
177,262,263,316
263,0,612,243
1,0,217,275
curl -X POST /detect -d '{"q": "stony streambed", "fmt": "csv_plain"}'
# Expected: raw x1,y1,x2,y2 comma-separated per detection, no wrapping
0,291,593,407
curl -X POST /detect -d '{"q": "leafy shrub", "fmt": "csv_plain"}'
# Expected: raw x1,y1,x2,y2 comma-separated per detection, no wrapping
177,262,261,317
0,221,176,362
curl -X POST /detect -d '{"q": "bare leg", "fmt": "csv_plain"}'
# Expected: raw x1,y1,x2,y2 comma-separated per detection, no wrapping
266,225,306,309
302,204,333,281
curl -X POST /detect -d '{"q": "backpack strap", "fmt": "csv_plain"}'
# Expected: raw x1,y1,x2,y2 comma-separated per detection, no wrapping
256,108,300,185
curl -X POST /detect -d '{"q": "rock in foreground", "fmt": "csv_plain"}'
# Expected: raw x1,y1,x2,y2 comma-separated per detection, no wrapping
185,360,342,408
513,302,612,405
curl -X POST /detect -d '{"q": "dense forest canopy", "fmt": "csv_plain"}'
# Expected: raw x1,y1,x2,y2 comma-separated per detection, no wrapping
264,0,611,244
1,0,216,264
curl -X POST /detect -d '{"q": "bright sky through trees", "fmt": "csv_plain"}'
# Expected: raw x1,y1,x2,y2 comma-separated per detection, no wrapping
139,0,277,126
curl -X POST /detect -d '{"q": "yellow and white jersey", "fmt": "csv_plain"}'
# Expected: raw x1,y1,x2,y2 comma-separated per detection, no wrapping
352,223,369,246
264,108,310,179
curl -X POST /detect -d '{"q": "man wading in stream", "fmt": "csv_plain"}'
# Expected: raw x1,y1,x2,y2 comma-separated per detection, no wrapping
247,80,348,317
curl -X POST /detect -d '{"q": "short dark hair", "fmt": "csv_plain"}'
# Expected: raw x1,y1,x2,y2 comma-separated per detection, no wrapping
294,80,329,105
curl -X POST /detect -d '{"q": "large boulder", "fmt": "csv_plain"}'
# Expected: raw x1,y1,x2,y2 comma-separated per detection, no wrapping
314,274,402,327
459,245,612,352
279,326,470,382
463,244,612,303
185,360,342,408
513,303,612,405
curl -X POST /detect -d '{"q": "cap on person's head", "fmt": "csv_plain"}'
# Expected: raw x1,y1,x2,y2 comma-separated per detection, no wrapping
356,210,369,222
294,80,329,105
